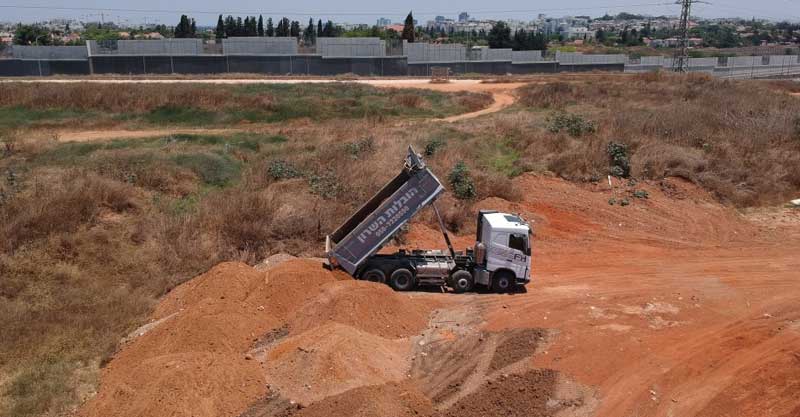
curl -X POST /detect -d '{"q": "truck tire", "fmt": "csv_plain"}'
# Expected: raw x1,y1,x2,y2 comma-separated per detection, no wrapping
491,271,515,293
389,268,416,291
361,268,386,284
450,270,474,293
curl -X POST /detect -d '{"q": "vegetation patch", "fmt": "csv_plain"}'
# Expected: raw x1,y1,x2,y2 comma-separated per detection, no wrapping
547,112,597,137
448,161,477,200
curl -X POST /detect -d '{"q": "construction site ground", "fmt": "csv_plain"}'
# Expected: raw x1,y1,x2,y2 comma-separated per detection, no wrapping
78,169,800,417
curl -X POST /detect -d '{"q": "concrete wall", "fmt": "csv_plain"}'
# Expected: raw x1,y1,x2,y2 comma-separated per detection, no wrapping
317,37,385,57
0,59,90,76
473,47,512,61
511,50,547,63
404,42,466,62
11,45,88,59
222,37,298,55
556,51,627,64
114,39,204,55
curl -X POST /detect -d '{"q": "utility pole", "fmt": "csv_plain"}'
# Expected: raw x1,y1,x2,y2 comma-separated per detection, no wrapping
672,0,709,73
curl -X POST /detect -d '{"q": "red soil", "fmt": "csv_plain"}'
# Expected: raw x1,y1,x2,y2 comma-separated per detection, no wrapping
79,173,800,417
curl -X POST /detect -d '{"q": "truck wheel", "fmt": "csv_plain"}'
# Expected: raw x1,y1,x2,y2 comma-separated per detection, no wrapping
361,269,386,284
492,271,515,293
389,268,416,291
450,270,474,293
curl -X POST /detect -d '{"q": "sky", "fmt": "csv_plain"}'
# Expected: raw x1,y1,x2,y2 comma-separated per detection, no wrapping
0,0,798,26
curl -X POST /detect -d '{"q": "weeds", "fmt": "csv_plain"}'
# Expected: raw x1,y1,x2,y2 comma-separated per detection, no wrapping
267,160,302,180
546,112,596,137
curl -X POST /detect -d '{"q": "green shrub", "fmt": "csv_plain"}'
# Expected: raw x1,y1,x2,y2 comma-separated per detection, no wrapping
344,137,375,159
448,161,477,200
633,189,649,199
172,153,240,187
607,142,631,178
267,160,302,180
424,138,445,156
546,112,596,137
308,172,342,199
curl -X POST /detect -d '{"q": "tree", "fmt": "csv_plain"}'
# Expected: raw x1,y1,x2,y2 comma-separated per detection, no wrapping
317,19,323,37
267,17,274,36
322,20,335,37
258,15,264,36
216,15,225,39
304,18,316,43
13,24,52,45
174,14,194,38
595,28,606,43
276,17,290,36
487,21,512,49
402,11,415,42
290,20,301,38
190,18,197,37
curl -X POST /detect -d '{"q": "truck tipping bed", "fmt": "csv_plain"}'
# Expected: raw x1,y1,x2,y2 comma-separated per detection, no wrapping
326,147,445,275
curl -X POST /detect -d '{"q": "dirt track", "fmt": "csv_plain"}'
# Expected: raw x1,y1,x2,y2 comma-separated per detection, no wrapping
78,173,800,417
28,79,520,142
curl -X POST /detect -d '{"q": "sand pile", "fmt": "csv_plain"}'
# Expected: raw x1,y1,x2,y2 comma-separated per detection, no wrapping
261,322,413,405
291,381,435,417
438,370,560,417
81,262,277,417
80,258,440,417
288,280,437,338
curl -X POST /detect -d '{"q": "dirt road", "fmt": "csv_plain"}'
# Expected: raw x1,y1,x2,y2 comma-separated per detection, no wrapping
20,79,520,142
78,174,800,417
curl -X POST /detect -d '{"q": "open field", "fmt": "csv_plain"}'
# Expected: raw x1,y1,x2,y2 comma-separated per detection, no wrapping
0,74,799,417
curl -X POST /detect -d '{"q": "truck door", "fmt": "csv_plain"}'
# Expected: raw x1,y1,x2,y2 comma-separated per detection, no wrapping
486,232,526,279
507,233,530,280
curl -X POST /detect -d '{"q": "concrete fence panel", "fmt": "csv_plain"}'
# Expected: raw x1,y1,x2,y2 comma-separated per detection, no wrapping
222,37,298,55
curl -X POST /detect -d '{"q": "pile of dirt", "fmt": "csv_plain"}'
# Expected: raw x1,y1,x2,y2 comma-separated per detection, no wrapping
80,258,440,417
489,328,547,372
288,280,437,338
289,381,435,417
261,323,413,405
438,370,560,417
81,262,276,417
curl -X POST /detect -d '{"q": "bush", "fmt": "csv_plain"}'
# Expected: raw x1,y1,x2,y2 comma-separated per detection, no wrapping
344,137,375,159
267,160,302,180
308,172,342,199
607,142,631,178
172,153,241,187
633,189,649,199
547,112,597,137
448,161,477,200
424,138,446,156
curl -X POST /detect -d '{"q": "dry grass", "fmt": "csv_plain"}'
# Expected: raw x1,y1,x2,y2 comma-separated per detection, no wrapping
1,77,798,416
516,73,800,206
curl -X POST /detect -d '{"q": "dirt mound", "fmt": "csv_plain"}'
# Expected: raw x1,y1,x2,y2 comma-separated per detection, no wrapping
261,323,413,405
81,259,428,417
290,381,435,417
288,280,438,338
438,369,560,417
246,259,346,321
81,262,275,417
489,328,547,372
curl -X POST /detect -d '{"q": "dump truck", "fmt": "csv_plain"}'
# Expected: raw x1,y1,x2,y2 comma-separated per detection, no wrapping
325,147,531,293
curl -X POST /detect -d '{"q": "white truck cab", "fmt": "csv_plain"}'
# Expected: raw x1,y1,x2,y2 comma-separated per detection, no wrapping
473,210,532,291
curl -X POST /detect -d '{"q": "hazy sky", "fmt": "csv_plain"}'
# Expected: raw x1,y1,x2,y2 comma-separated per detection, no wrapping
1,0,798,26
